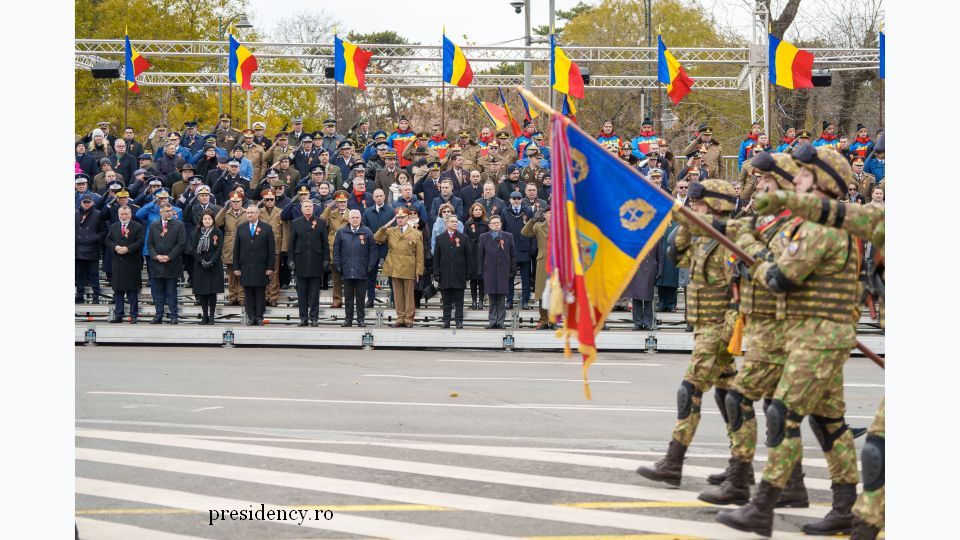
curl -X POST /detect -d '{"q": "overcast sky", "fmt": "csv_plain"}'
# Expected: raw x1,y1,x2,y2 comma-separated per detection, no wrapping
244,0,763,46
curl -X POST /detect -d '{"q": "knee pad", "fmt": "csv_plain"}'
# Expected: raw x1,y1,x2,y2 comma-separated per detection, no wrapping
861,434,885,491
765,400,802,447
808,414,849,452
677,381,702,420
724,390,754,432
714,388,729,425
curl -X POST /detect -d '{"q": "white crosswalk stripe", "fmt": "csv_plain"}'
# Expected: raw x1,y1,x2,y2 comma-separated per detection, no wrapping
77,427,830,539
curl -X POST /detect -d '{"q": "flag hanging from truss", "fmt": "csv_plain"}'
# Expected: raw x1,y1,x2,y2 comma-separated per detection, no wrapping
229,33,258,90
124,27,152,93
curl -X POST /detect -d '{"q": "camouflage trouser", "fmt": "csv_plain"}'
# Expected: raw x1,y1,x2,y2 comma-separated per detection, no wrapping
671,312,738,447
729,316,787,462
761,318,860,488
853,397,885,528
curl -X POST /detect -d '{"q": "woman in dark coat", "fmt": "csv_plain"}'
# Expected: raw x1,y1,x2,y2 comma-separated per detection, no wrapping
656,221,681,312
463,203,489,309
626,246,663,330
189,210,224,324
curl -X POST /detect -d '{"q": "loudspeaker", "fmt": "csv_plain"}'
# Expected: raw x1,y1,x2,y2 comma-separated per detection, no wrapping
324,66,336,79
91,61,121,79
811,69,832,87
581,66,591,86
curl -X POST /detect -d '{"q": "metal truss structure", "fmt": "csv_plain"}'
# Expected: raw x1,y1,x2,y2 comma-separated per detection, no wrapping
76,20,878,128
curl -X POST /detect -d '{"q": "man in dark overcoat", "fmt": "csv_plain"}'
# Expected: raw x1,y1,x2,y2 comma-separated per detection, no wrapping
233,204,275,325
333,209,377,327
433,214,472,328
105,205,144,322
147,202,187,323
288,200,328,326
625,246,663,330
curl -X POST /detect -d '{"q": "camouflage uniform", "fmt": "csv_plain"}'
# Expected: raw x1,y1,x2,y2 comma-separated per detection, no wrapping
758,190,885,537
718,145,862,537
637,179,738,486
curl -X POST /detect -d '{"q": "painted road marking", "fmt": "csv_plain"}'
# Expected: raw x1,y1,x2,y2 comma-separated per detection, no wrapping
77,429,831,517
437,360,663,367
77,447,807,539
77,477,512,540
85,391,875,419
75,517,207,539
362,374,631,384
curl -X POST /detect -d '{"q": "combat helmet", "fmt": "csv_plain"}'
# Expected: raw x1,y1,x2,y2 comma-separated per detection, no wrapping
688,178,737,213
750,151,800,191
791,143,852,198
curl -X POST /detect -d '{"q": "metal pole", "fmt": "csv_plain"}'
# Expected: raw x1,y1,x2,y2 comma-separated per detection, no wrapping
523,0,532,91
334,80,339,124
441,80,446,130
218,17,223,117
246,90,251,128
879,79,884,126
515,84,886,370
123,89,128,129
646,0,653,126
549,0,556,111
228,81,233,117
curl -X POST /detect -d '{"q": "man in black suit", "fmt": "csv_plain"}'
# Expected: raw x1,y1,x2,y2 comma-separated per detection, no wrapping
105,205,145,323
289,200,328,326
477,215,517,329
433,214,472,328
147,202,187,324
234,204,276,325
500,191,535,309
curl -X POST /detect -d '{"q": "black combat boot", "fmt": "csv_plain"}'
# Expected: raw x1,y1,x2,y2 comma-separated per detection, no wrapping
801,482,857,535
776,462,810,508
707,457,734,485
698,458,753,505
716,480,781,537
636,439,686,486
849,516,880,540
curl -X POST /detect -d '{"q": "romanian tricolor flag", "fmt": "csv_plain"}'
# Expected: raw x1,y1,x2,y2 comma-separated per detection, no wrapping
442,33,473,88
550,34,585,99
228,33,258,91
518,91,538,121
473,94,510,131
335,35,374,91
657,35,694,104
768,33,814,89
124,28,151,93
498,87,524,137
549,112,674,396
562,94,578,124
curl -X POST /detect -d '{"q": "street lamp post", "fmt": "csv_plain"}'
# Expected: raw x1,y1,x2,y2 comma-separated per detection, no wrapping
217,13,253,118
510,1,532,91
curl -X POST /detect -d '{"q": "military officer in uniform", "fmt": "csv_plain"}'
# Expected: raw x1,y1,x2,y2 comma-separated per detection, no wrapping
321,190,351,307
521,207,551,329
215,192,247,305
289,199,328,326
636,179,738,487
698,152,809,509
682,126,724,179
374,208,425,327
494,130,519,167
258,189,286,306
718,145,863,537
214,113,242,149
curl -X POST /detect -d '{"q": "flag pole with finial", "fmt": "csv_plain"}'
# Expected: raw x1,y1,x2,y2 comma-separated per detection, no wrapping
441,25,446,130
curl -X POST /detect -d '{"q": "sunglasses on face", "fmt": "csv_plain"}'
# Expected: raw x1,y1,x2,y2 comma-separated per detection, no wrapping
678,186,688,190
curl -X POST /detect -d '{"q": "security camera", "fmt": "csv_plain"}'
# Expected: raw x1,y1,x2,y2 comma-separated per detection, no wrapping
510,1,524,14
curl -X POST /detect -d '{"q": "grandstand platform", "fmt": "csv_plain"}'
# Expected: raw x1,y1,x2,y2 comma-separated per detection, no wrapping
75,286,884,354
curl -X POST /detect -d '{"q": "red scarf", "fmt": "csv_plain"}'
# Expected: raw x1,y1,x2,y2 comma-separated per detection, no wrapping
781,136,795,145
639,128,655,137
820,132,836,142
353,190,365,204
430,135,446,144
856,135,871,144
478,134,494,145
745,133,759,142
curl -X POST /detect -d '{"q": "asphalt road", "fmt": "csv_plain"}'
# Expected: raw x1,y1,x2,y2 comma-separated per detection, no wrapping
76,347,884,539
